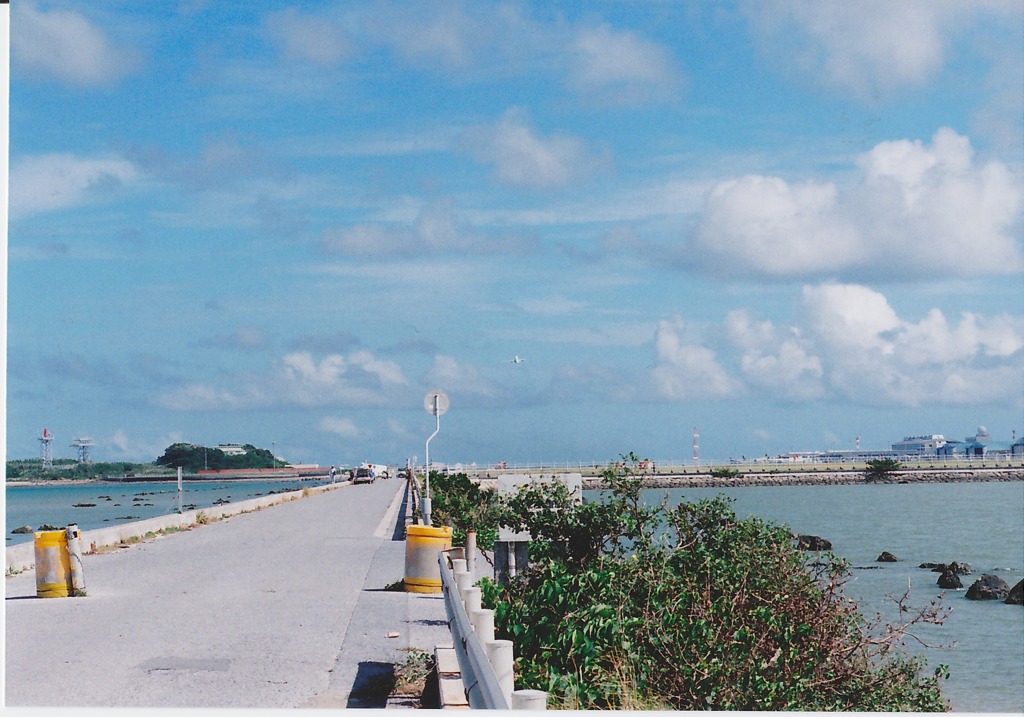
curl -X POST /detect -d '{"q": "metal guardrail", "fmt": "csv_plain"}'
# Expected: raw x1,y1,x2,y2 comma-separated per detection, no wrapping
438,549,511,709
437,549,549,709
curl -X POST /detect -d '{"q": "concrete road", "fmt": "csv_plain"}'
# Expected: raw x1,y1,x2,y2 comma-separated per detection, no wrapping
4,478,451,710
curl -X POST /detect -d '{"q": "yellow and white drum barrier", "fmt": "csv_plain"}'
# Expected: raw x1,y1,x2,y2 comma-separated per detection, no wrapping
404,525,453,593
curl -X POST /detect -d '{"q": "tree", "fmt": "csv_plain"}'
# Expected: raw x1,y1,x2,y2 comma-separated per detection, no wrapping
480,455,948,711
865,458,904,482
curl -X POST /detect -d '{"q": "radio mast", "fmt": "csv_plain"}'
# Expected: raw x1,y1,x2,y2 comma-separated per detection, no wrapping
692,426,700,467
39,428,53,469
71,436,95,464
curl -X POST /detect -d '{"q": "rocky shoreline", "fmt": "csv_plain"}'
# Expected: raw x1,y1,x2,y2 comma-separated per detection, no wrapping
584,467,1023,490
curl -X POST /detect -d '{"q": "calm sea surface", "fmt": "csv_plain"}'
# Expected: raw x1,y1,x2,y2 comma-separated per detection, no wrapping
4,478,333,547
624,481,1024,713
6,479,1022,711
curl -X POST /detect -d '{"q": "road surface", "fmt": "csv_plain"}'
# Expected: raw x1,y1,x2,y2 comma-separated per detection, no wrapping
4,478,451,710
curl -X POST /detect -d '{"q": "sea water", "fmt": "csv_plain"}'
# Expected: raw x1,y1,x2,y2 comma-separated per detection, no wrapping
6,478,1022,711
634,481,1024,713
4,477,332,546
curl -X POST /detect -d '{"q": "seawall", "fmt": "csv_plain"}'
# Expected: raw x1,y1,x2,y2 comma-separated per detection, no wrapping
5,480,346,573
585,467,1023,490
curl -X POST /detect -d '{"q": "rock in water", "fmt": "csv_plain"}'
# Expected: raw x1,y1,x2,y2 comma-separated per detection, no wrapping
1006,580,1023,606
876,551,898,562
965,574,1010,600
796,535,832,551
10,525,33,534
937,568,962,589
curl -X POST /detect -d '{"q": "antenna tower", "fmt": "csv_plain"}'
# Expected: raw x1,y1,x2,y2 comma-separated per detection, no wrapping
692,426,700,467
71,436,95,464
856,435,861,451
38,428,54,469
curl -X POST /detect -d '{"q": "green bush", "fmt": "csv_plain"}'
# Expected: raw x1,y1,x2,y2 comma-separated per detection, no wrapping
425,471,502,550
865,458,904,482
482,457,948,711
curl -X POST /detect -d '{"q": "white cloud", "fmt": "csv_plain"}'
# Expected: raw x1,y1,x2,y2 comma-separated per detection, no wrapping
465,109,609,190
426,355,501,400
569,23,681,106
799,282,1024,406
156,350,406,411
742,0,990,101
695,175,859,277
321,197,536,257
726,310,824,400
647,283,1022,408
13,1,140,86
517,295,588,316
108,429,185,462
10,153,140,219
362,1,487,70
154,383,263,411
264,8,352,68
692,128,1023,279
318,416,361,439
651,317,742,400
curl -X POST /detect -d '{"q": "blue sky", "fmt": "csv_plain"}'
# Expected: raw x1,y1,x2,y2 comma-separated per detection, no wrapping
4,1,1023,469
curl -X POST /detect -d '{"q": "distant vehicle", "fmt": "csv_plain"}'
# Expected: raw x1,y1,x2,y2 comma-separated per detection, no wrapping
361,462,390,479
353,466,375,484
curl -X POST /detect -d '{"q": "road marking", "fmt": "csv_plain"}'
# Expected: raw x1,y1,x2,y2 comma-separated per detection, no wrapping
374,483,405,538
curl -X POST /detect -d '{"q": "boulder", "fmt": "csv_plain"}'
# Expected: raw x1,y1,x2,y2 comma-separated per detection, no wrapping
937,568,962,589
1006,580,1023,605
965,574,1010,601
796,535,832,551
948,561,973,575
10,525,33,535
876,551,898,563
928,561,972,575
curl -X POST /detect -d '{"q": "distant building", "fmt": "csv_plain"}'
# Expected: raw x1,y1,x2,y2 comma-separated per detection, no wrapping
217,444,247,456
891,435,947,455
959,426,1013,458
1012,438,1024,458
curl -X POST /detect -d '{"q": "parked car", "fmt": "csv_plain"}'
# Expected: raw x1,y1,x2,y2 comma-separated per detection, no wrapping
353,466,375,484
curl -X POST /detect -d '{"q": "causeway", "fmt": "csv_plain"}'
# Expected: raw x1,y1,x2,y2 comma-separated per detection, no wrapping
4,478,450,709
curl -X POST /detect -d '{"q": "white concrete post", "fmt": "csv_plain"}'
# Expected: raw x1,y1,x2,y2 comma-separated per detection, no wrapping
455,569,473,601
451,558,467,575
512,689,548,710
65,524,86,594
471,608,495,642
485,639,514,705
463,586,482,618
465,531,477,578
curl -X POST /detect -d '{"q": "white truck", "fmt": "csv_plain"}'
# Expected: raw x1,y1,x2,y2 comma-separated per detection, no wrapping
352,462,390,484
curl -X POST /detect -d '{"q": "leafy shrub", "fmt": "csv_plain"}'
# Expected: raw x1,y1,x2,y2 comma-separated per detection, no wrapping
482,457,948,711
426,471,502,550
710,467,742,479
865,458,904,482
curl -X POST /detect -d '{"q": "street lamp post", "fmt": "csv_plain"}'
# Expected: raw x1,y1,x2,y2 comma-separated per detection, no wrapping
422,390,448,527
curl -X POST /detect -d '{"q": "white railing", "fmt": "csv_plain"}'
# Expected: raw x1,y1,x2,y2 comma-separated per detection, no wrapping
438,548,547,710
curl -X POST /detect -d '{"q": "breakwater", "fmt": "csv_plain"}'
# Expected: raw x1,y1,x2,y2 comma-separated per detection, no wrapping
584,467,1022,490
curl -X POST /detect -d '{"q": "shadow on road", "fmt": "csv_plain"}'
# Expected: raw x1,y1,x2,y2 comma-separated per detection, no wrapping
392,481,410,542
346,660,395,709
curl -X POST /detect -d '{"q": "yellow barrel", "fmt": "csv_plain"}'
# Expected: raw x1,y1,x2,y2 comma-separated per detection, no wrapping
34,530,71,598
404,525,453,593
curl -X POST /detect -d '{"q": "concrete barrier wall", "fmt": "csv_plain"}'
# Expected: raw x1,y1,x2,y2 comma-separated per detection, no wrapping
6,482,345,573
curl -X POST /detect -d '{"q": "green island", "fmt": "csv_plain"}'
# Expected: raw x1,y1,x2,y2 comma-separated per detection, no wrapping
6,442,287,483
425,456,950,711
